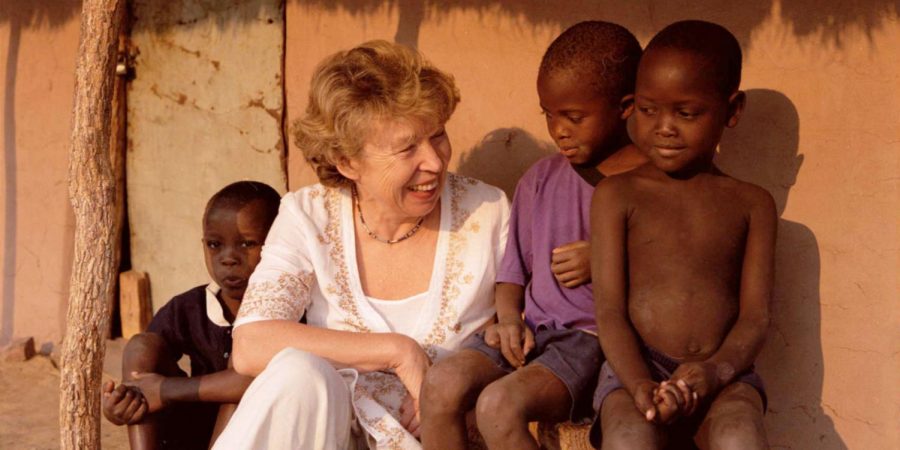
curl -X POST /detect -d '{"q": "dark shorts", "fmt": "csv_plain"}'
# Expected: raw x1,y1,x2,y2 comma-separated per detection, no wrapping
157,401,219,449
589,346,767,447
464,327,604,422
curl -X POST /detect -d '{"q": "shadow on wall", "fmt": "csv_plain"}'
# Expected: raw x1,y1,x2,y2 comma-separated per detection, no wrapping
455,127,554,199
292,0,898,50
715,89,845,449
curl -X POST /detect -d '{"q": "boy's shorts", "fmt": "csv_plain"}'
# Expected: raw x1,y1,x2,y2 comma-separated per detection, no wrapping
589,346,767,447
158,401,219,449
464,327,603,422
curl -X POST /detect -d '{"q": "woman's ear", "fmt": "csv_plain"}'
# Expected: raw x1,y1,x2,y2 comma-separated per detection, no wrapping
620,94,635,120
335,155,360,182
726,90,746,128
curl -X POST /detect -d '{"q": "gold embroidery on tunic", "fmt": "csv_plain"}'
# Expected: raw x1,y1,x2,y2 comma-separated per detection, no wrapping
238,272,314,322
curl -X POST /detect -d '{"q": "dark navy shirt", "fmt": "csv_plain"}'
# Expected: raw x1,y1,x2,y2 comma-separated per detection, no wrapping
146,284,233,449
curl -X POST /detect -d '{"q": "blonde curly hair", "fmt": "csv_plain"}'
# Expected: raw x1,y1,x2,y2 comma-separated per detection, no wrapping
293,40,461,187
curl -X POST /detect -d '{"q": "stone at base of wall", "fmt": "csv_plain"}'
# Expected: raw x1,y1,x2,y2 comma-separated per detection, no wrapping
1,337,36,363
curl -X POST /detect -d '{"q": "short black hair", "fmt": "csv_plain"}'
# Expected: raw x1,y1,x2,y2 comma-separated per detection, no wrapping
539,21,642,101
204,181,281,230
644,20,743,96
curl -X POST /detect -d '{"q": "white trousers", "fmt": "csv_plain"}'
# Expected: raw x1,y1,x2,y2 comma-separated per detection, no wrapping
213,348,357,450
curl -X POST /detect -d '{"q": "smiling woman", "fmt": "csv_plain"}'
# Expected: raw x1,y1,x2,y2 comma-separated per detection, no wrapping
212,41,510,449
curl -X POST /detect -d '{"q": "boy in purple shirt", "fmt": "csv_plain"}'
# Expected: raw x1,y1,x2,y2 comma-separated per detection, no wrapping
420,21,646,449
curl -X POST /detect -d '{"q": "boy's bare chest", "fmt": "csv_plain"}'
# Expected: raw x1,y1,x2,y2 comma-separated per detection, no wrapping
627,184,749,255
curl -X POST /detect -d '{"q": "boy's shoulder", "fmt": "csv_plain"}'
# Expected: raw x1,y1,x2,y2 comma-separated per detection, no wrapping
167,284,208,306
147,284,212,335
596,163,656,193
719,175,776,213
520,154,570,181
511,154,575,197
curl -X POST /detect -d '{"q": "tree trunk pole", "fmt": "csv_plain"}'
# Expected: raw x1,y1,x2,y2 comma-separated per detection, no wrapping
59,0,125,448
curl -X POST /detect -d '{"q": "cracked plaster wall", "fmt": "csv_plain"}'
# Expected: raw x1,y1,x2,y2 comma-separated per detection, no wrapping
284,2,898,449
127,0,287,312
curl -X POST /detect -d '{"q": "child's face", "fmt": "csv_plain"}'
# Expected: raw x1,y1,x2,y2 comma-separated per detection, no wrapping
537,71,625,167
630,48,743,174
202,201,270,303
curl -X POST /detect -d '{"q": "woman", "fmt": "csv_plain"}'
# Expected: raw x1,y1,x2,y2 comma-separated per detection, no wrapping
214,41,509,449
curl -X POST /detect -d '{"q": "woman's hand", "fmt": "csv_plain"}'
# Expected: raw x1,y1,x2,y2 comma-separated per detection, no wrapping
389,334,432,436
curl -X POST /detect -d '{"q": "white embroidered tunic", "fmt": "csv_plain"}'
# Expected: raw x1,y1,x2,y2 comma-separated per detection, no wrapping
235,174,509,449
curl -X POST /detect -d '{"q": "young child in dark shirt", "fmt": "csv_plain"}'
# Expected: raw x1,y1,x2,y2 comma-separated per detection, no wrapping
420,21,645,449
590,20,775,449
101,181,281,449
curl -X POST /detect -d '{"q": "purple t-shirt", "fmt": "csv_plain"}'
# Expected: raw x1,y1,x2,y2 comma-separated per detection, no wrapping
497,154,597,332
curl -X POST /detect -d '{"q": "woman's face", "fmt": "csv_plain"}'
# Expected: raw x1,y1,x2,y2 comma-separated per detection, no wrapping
347,117,451,220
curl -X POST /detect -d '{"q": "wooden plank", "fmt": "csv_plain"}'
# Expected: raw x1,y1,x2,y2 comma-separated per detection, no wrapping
119,270,151,339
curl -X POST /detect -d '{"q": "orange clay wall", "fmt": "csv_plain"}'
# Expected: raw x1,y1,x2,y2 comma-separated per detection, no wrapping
283,2,898,449
0,3,79,351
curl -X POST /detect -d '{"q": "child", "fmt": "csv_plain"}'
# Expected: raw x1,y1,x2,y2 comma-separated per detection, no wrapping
590,20,775,449
101,181,281,449
420,21,645,449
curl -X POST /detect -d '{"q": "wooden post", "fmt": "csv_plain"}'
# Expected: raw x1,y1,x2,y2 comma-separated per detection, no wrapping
119,270,151,339
59,0,125,448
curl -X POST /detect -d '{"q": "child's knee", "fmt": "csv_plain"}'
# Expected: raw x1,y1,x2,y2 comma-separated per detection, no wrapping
421,356,483,414
599,390,659,450
123,333,174,376
704,383,766,450
475,380,526,426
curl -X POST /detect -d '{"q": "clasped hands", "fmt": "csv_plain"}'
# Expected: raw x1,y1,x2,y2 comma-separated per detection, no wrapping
634,360,721,424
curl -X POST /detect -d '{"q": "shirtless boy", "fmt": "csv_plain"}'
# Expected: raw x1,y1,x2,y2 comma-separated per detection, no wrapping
102,181,281,449
420,21,644,449
590,20,775,449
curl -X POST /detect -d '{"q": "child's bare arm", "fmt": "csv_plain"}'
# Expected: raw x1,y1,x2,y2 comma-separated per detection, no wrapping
483,282,533,367
551,240,591,288
591,181,658,420
672,188,776,398
125,368,253,412
121,332,252,411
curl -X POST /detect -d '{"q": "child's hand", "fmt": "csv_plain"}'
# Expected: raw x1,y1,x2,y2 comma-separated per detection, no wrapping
484,318,535,368
632,379,660,422
652,379,698,423
551,240,591,288
671,361,721,405
124,372,167,413
101,380,148,425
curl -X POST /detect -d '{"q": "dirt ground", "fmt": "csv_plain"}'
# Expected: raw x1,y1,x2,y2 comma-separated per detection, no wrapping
0,354,129,449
